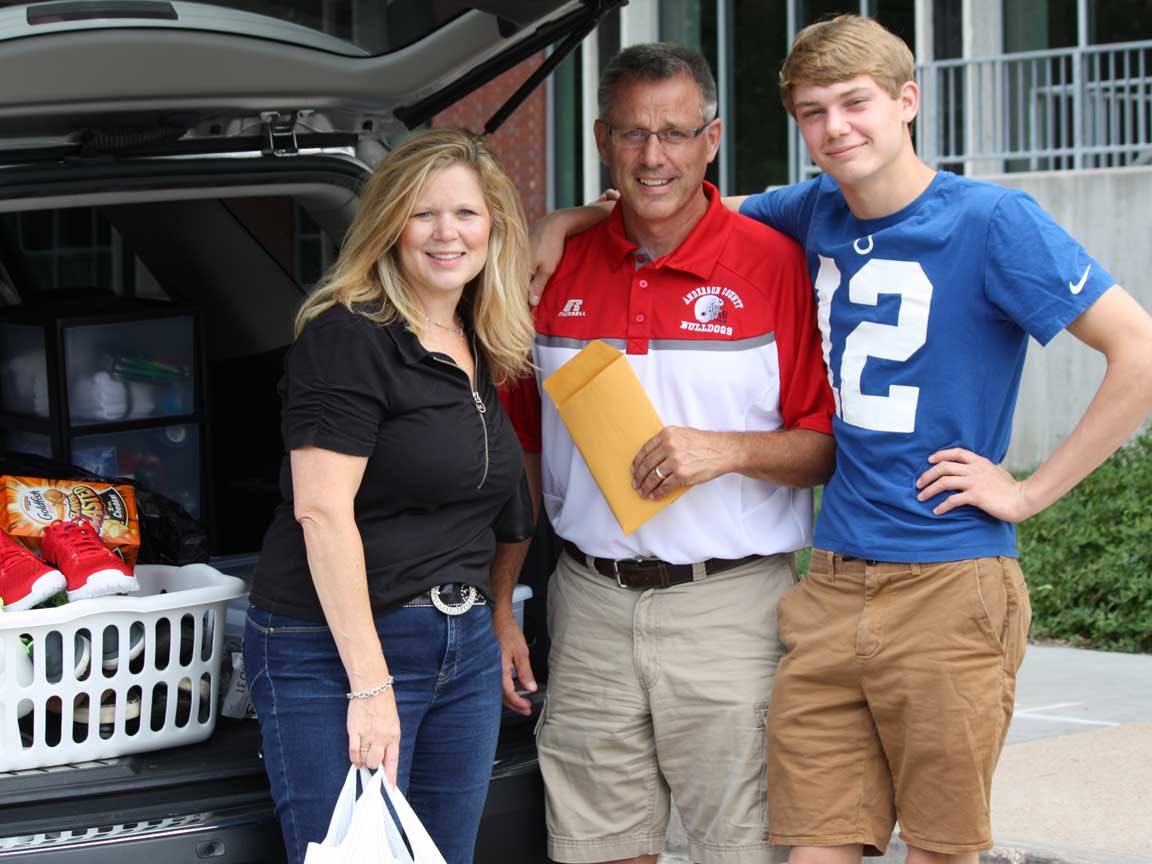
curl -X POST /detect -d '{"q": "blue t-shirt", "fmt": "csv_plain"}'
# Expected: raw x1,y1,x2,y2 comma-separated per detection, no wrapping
741,171,1113,562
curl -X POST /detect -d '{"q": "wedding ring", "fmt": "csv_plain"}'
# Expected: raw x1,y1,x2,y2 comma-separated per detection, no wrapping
359,744,371,751
654,466,666,480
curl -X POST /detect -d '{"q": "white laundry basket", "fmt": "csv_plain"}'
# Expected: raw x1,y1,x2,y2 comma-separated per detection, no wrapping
0,563,245,771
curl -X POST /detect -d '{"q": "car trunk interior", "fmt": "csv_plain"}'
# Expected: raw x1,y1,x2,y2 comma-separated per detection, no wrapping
1,157,363,552
0,156,552,859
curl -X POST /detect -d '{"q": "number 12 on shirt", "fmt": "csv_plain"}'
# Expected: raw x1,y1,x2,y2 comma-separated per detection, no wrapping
814,256,934,434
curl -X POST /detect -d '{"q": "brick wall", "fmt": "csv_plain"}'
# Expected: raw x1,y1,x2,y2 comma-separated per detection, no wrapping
432,53,549,225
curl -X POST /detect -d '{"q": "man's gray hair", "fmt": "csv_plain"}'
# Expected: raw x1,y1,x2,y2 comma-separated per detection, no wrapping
598,42,718,123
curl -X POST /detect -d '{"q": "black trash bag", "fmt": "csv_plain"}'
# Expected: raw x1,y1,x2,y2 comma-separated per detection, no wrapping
0,450,209,565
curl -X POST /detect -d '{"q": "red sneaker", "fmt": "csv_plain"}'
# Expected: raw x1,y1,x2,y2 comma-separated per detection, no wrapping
41,519,139,601
0,531,66,611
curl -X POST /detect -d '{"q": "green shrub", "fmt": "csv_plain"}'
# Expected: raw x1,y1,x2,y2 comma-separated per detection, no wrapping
794,486,820,576
1017,429,1152,653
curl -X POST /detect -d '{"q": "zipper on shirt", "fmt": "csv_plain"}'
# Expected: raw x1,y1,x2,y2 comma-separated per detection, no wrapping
430,334,490,490
471,386,490,489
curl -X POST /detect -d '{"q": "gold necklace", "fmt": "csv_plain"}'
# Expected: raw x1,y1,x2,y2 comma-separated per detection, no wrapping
422,311,464,336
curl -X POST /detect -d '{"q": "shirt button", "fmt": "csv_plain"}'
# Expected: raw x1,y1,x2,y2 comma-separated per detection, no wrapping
634,313,645,323
638,279,649,288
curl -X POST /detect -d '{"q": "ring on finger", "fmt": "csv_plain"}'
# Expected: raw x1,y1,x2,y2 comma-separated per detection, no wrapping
359,744,371,751
654,466,666,481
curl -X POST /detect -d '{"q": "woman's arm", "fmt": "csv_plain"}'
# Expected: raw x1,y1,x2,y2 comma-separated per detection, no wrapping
291,445,402,784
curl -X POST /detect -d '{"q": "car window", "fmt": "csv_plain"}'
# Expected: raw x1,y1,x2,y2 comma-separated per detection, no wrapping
222,198,339,289
2,0,468,56
0,210,168,304
0,199,338,308
200,0,460,55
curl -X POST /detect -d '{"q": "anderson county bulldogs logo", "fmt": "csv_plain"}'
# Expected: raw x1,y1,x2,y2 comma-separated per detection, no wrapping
680,286,743,335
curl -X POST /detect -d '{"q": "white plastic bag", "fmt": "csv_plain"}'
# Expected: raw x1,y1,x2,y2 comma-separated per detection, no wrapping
304,767,394,863
381,772,447,864
303,766,447,864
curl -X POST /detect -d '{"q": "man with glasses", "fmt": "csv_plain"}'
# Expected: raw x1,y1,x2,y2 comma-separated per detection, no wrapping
494,43,835,864
527,18,1152,864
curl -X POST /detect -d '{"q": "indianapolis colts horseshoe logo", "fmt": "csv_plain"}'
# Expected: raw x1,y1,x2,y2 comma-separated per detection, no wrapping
853,235,874,255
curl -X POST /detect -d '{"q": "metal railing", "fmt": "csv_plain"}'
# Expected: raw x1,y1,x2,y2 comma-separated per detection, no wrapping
918,40,1152,173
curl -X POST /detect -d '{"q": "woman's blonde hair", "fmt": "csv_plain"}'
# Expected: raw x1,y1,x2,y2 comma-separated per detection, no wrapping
779,14,915,115
294,128,534,385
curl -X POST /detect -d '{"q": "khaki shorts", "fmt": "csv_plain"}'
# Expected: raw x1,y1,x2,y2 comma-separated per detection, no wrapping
767,550,1032,855
538,550,795,864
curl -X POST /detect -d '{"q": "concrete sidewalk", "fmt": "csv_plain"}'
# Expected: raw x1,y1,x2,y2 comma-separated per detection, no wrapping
661,644,1152,864
978,645,1152,864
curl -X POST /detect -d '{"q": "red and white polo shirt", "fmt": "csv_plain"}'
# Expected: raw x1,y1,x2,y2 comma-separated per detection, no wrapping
503,183,834,562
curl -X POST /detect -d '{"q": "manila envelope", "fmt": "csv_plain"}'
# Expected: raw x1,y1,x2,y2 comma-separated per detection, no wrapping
543,340,687,535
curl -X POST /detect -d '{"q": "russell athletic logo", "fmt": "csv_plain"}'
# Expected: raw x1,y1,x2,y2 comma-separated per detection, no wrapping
559,298,587,317
680,285,742,335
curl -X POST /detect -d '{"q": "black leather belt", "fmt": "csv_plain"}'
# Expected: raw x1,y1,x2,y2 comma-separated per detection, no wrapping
563,540,760,589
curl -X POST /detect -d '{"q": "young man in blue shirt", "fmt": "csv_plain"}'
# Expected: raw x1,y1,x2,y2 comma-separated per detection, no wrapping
530,16,1152,864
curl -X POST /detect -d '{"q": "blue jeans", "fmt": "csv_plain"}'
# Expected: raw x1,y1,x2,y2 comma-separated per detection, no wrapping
243,603,502,864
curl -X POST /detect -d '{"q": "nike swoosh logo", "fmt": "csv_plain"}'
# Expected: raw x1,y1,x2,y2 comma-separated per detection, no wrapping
1069,265,1091,295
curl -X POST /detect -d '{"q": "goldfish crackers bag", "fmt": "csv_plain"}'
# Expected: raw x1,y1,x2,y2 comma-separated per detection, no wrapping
2,476,141,566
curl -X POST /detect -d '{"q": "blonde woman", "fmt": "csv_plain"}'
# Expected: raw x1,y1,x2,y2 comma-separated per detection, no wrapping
243,129,535,864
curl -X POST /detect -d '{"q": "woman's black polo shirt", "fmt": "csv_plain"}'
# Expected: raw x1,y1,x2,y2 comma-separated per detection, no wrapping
250,304,532,621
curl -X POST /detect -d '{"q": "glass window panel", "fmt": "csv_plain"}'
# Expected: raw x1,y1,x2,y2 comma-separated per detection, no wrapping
295,207,338,288
731,0,791,191
0,0,483,57
596,8,623,194
872,0,915,54
1005,0,1077,52
700,1,720,189
659,0,719,187
60,208,94,247
18,211,53,252
934,0,963,59
1090,0,1152,44
661,0,704,48
551,50,583,210
0,211,161,298
799,0,856,26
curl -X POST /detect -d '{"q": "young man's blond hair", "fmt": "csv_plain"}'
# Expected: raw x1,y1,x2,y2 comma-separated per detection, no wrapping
779,14,914,114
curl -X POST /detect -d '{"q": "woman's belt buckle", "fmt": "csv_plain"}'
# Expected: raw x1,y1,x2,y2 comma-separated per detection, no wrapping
430,584,477,616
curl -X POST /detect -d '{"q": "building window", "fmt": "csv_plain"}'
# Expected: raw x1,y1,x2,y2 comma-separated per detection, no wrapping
728,0,790,191
660,0,722,188
1090,0,1152,44
551,51,584,210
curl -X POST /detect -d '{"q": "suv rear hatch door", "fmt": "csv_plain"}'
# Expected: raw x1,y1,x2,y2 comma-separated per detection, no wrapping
0,0,620,157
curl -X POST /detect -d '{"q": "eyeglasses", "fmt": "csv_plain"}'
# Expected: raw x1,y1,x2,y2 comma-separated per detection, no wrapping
605,119,716,149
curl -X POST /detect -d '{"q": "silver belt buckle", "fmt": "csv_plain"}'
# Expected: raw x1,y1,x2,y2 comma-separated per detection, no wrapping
612,556,651,589
429,584,477,616
611,558,625,588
